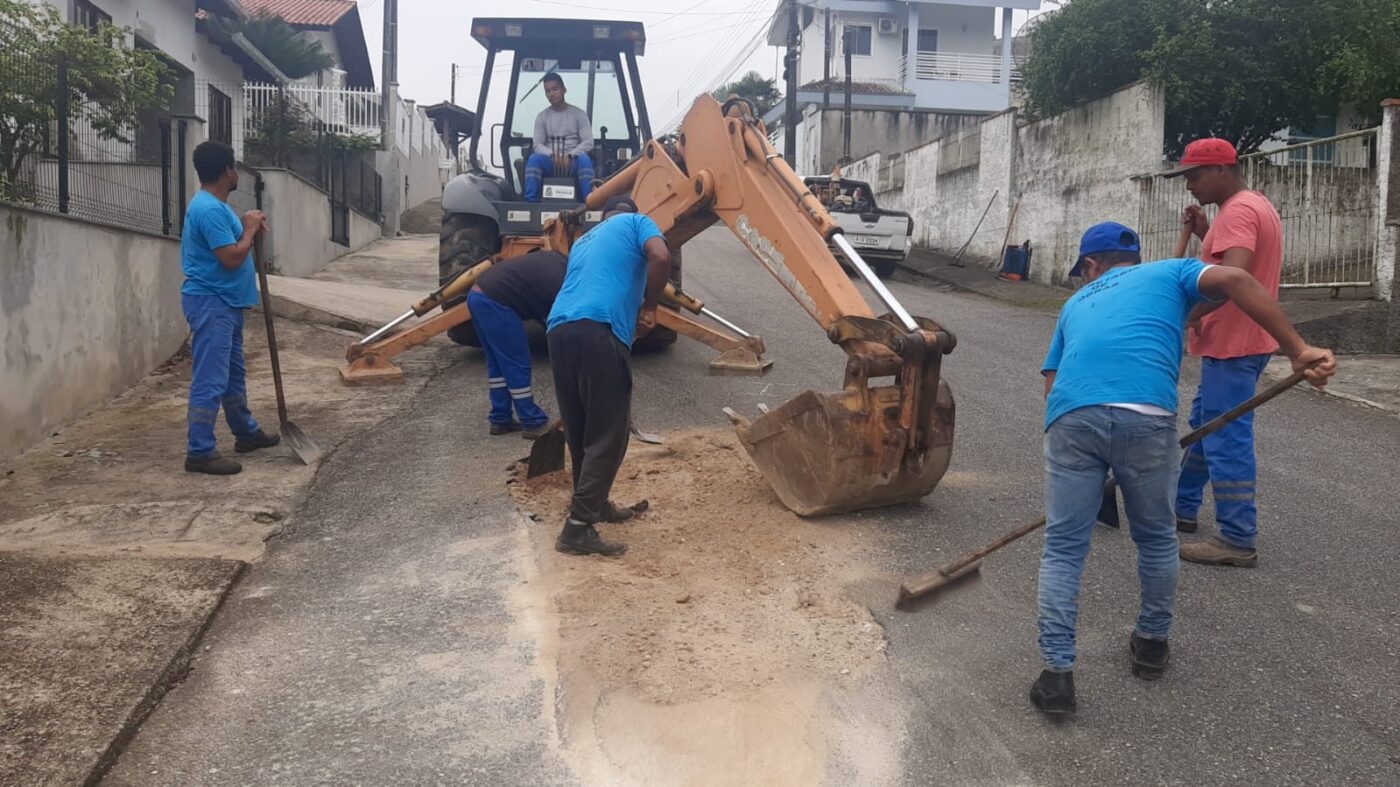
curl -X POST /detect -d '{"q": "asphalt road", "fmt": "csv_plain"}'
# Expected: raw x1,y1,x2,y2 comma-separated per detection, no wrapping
108,229,1399,785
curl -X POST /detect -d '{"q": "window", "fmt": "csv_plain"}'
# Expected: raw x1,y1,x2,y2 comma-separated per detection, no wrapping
510,58,631,147
844,24,872,56
208,86,233,146
1288,115,1337,164
72,0,111,34
917,29,939,53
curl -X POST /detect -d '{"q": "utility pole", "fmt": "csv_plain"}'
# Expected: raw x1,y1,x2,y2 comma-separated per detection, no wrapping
783,0,799,167
450,63,458,105
822,9,831,110
380,0,397,149
842,26,853,165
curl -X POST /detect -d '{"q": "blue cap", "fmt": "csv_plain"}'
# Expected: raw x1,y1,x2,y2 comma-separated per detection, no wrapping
1070,221,1141,277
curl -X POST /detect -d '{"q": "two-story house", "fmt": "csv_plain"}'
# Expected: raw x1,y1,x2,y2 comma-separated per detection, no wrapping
766,0,1040,174
238,0,375,90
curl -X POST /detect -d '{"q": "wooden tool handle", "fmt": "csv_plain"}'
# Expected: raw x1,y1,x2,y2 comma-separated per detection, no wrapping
1179,367,1309,448
253,236,290,427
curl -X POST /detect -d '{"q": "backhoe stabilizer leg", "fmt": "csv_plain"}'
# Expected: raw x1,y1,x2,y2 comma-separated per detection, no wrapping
340,302,472,386
654,308,772,376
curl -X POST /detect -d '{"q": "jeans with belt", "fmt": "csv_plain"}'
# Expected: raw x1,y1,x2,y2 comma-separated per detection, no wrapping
1039,405,1180,671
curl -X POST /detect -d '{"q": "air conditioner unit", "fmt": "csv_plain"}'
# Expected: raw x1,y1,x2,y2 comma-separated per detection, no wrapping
877,17,898,35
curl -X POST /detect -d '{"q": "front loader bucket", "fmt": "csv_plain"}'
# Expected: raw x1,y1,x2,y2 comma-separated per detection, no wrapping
732,379,955,517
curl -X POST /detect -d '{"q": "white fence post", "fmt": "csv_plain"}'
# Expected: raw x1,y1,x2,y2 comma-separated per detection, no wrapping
1376,99,1399,301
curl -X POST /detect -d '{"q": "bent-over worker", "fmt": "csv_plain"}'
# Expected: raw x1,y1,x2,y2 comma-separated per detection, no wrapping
525,73,595,203
1032,222,1335,716
546,196,671,557
467,250,568,439
1166,138,1284,567
180,141,280,476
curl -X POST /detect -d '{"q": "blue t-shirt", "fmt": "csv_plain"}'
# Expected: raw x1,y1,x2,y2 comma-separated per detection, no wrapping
1041,258,1212,430
547,213,664,346
180,190,258,308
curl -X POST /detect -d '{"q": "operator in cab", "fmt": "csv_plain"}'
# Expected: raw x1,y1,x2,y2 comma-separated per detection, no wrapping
546,196,671,558
524,73,595,203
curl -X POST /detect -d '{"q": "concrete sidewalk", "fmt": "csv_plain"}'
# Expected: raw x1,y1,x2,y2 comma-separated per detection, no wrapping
0,237,454,785
900,247,1400,419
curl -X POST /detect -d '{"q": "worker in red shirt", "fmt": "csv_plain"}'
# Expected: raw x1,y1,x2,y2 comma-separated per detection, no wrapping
1165,138,1284,568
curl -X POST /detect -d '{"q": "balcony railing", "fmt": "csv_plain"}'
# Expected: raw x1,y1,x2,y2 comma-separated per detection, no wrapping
897,52,1021,84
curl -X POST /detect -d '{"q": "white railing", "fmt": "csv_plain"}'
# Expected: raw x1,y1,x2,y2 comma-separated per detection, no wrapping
899,52,1020,84
244,82,383,142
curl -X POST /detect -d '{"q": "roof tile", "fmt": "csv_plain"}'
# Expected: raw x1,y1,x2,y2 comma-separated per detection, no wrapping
240,0,357,27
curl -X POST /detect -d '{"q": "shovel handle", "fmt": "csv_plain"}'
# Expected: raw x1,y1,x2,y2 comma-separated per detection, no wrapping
253,236,290,428
1179,367,1310,449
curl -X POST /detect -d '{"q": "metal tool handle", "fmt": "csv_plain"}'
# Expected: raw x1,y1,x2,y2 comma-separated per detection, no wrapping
832,233,918,332
253,236,290,428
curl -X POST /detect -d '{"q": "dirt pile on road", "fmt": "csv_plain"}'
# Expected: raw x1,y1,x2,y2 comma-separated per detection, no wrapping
510,428,886,705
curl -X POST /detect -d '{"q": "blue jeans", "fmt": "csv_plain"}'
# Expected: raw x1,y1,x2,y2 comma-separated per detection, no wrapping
467,288,549,429
1175,354,1270,550
523,152,595,202
1039,406,1180,671
183,294,261,458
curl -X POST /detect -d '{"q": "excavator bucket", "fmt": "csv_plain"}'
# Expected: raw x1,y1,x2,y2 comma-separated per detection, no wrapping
728,377,955,517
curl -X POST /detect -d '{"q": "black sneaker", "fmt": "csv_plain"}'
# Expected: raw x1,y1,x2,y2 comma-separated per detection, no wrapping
234,430,281,453
1029,669,1076,716
555,521,626,557
490,421,522,436
1176,516,1198,534
185,453,242,475
601,499,649,523
1129,632,1170,680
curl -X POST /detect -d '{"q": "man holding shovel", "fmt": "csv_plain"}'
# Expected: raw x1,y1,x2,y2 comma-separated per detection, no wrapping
1031,222,1334,715
1166,138,1285,568
180,141,279,476
546,196,671,558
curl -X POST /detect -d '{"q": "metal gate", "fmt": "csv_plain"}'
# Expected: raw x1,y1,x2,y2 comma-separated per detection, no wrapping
1137,128,1379,289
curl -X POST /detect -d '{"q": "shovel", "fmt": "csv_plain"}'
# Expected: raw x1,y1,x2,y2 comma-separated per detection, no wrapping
253,237,324,465
896,365,1319,609
525,418,664,479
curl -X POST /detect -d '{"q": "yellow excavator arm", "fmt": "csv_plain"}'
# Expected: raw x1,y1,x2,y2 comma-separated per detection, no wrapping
543,95,957,516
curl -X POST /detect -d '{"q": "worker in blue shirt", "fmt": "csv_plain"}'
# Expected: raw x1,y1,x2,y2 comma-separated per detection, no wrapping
546,196,671,557
1031,222,1335,716
180,141,279,475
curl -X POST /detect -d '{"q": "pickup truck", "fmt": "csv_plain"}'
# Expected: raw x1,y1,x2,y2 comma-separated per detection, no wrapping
804,176,913,278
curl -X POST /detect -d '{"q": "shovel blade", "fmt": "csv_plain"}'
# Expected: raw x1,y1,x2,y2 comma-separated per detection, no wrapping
282,422,324,465
527,427,567,478
734,379,955,517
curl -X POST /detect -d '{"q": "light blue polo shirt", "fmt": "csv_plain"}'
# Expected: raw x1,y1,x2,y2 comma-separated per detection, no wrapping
547,213,664,347
1041,258,1212,430
180,190,258,308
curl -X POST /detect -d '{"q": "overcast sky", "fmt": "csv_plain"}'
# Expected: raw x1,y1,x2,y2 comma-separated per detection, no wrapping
359,0,1043,140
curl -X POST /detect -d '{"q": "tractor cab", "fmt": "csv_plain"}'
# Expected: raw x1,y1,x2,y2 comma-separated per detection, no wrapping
445,18,651,247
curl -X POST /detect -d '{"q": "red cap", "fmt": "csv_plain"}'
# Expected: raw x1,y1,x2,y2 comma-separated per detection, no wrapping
1161,138,1238,177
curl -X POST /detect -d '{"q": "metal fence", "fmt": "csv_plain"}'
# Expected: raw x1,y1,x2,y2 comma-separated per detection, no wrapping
1,36,179,236
1137,128,1379,289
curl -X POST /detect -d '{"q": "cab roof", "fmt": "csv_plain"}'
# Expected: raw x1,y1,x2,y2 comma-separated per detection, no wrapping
471,18,646,56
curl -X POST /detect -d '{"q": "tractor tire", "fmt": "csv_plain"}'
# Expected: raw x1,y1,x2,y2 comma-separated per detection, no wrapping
633,244,681,353
439,213,499,347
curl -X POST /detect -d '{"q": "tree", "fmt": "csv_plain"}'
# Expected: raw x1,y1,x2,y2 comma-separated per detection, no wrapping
712,71,783,118
1019,0,1397,155
0,0,170,199
211,11,336,80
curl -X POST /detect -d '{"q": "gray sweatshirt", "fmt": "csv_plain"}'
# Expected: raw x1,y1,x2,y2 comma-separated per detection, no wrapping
532,103,593,157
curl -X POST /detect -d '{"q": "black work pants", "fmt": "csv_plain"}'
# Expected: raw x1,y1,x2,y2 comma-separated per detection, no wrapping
547,320,632,524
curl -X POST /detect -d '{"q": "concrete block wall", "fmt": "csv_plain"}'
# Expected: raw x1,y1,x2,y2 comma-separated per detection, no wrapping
1,207,186,461
256,169,382,278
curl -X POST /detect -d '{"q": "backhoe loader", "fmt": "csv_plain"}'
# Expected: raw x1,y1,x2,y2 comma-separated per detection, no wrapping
344,90,957,517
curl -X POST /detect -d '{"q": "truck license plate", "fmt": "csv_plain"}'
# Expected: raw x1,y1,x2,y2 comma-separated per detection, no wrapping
850,234,881,247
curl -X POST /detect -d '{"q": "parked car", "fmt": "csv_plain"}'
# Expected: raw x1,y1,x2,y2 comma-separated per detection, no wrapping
804,176,913,278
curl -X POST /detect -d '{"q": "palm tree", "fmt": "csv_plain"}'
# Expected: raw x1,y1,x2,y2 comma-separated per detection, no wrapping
213,11,336,80
712,72,783,118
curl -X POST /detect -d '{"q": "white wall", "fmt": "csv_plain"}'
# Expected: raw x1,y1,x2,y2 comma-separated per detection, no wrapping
1,206,187,460
798,3,996,86
255,169,381,278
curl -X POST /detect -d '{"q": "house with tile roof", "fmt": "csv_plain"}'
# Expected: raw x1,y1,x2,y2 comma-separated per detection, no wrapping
238,0,375,89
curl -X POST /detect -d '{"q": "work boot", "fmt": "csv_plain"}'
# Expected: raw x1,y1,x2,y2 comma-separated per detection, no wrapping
490,421,522,436
1176,516,1199,534
521,423,552,441
601,499,650,523
185,453,242,475
1180,536,1257,568
1129,632,1170,681
234,430,281,453
1029,670,1076,716
555,520,626,557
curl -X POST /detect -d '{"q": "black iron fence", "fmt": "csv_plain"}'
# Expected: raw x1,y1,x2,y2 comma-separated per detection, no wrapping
1,34,179,236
